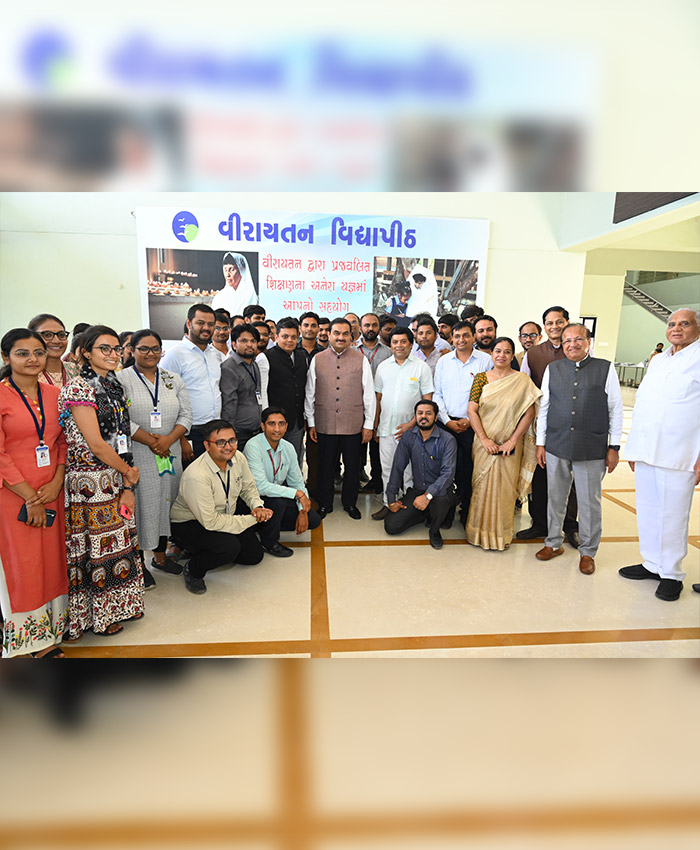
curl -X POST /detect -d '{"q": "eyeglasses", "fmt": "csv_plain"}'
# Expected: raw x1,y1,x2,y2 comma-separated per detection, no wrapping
13,349,48,359
519,332,539,340
95,345,123,355
206,437,238,449
135,345,162,354
39,330,69,341
208,438,238,448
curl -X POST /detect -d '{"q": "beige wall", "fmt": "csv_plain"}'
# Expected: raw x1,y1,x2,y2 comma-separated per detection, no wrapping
579,273,625,360
0,192,587,346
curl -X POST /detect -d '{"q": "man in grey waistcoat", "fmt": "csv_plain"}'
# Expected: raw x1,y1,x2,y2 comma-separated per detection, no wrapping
534,323,623,574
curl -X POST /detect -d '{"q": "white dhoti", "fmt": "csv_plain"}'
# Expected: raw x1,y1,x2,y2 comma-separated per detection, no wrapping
634,461,696,580
379,435,412,506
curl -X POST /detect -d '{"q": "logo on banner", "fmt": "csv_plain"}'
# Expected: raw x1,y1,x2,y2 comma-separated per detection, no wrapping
23,30,74,89
172,211,199,243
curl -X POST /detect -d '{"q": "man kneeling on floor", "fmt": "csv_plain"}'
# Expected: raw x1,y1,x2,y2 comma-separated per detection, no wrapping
170,419,273,594
244,407,321,557
384,400,457,550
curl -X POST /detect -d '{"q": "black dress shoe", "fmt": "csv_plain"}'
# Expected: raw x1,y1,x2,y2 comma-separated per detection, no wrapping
441,517,453,529
655,579,683,601
618,564,660,580
344,505,362,520
429,531,443,550
565,529,581,549
693,583,700,593
317,506,333,519
151,555,183,575
262,542,294,558
371,505,389,521
515,526,546,540
184,564,206,595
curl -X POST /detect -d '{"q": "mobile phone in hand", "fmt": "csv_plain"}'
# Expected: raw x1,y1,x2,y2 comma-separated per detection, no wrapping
119,504,132,520
17,505,56,526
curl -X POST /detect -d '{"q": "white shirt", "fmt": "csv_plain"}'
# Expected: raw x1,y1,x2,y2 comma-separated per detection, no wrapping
374,354,434,437
625,339,700,471
255,351,275,409
160,338,222,425
433,348,493,424
304,346,376,430
536,356,623,447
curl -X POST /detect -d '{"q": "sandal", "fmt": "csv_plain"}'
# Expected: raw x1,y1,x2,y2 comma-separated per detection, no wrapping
31,646,66,658
95,623,124,637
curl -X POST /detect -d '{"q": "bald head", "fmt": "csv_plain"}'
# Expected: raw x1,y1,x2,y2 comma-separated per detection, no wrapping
666,309,700,352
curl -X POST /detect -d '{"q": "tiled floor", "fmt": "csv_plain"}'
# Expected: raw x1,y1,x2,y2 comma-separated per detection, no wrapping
65,392,700,658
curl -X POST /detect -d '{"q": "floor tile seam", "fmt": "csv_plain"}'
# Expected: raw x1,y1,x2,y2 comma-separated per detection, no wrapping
602,492,638,514
63,627,700,658
320,536,640,546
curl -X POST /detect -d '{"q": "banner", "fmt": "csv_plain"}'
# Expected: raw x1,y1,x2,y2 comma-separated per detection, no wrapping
136,207,490,341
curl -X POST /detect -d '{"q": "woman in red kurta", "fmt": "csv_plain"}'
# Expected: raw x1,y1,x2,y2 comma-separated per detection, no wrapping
0,329,69,658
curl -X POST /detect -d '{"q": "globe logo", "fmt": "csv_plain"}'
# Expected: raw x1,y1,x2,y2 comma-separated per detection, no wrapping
23,30,74,89
172,211,199,243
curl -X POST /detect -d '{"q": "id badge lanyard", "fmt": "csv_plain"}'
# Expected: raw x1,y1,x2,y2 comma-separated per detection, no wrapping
267,449,282,483
109,395,128,455
217,467,231,514
134,366,162,429
242,362,262,406
10,378,49,467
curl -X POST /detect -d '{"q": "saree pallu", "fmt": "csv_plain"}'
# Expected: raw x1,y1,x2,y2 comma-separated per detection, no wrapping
466,372,541,550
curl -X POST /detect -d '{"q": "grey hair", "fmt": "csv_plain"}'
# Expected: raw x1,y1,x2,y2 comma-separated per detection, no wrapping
667,308,700,326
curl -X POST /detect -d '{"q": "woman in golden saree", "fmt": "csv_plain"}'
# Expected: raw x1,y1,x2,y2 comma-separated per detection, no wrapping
466,337,541,550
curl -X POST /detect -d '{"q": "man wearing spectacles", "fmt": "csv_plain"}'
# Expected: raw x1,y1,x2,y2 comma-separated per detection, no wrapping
517,306,580,547
516,321,542,366
534,324,622,576
170,419,272,594
620,309,700,601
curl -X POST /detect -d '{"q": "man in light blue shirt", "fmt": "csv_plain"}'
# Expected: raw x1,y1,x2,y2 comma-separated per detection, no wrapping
161,303,222,458
433,320,493,523
244,407,321,557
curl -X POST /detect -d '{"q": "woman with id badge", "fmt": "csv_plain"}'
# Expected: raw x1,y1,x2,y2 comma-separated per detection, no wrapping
0,329,69,658
117,330,192,588
59,326,144,639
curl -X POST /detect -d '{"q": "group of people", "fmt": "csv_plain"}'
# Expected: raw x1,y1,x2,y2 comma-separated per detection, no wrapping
1,300,698,658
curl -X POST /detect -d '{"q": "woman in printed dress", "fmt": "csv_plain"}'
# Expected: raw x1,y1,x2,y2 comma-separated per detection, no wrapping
59,325,144,639
0,329,69,657
28,313,79,388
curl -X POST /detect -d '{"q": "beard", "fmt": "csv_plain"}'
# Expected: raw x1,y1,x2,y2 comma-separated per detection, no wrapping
362,330,378,342
417,421,434,431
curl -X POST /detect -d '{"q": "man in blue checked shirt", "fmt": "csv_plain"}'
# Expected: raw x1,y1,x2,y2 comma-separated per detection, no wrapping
384,400,457,550
244,407,321,557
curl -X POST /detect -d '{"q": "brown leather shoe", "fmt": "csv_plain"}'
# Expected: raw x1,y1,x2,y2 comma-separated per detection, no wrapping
535,546,564,561
372,505,390,521
579,555,595,575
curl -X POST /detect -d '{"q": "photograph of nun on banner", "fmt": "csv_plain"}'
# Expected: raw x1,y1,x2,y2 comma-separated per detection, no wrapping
146,247,259,340
373,256,479,325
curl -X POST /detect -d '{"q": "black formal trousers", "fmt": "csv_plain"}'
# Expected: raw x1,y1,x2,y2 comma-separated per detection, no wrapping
171,520,263,579
316,432,362,510
260,496,321,547
527,463,579,533
384,486,456,536
187,425,207,459
448,426,475,518
360,438,382,488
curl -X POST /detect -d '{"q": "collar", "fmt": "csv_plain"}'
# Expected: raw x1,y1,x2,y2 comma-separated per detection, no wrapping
202,453,234,475
230,350,256,367
183,337,211,355
411,424,440,442
392,353,415,365
666,338,700,358
569,354,590,367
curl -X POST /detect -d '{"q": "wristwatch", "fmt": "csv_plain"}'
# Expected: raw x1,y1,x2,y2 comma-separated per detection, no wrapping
608,445,620,451
123,484,136,492
425,492,433,501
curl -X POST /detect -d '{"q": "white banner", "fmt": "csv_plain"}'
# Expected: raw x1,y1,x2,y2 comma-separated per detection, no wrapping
136,207,490,341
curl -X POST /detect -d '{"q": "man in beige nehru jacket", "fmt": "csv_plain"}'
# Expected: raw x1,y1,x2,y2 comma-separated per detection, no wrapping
305,318,375,520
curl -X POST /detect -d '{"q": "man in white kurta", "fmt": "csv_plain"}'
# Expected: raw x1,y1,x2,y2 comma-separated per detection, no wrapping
620,309,700,601
372,326,434,519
